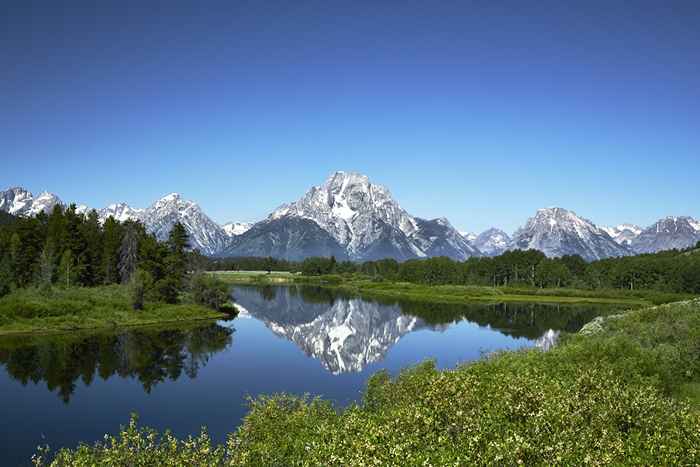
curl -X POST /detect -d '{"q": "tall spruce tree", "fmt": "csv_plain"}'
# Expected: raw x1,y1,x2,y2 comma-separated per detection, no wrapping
101,217,122,284
38,239,56,288
119,221,140,284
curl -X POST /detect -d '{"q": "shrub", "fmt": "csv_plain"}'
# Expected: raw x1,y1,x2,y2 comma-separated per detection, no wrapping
190,273,231,311
128,269,152,311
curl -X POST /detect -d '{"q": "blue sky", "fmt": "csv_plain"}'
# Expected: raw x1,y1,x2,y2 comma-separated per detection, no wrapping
2,1,698,233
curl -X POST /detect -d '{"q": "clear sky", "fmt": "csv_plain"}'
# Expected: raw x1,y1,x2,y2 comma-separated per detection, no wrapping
2,0,698,234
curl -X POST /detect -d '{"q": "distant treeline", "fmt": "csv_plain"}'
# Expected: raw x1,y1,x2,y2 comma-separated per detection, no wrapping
205,256,298,273
0,206,192,303
297,247,700,294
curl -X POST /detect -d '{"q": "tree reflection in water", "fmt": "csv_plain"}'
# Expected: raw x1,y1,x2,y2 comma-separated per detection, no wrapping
0,323,232,403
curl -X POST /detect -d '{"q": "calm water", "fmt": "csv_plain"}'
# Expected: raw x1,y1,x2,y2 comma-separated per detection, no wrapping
0,285,619,465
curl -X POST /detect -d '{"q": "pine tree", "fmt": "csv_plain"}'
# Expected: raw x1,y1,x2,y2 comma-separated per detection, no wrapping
166,222,189,287
38,240,56,288
119,221,140,284
129,268,152,311
101,217,122,284
57,249,77,288
80,210,103,286
0,252,14,297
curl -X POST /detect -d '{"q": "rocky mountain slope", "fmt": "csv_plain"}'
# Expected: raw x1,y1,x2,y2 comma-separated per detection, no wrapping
227,172,480,261
509,207,631,261
473,228,511,256
3,184,699,259
602,224,642,247
630,216,700,254
0,187,63,217
222,222,253,237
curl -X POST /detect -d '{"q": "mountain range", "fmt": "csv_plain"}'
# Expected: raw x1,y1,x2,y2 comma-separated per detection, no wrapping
2,172,699,261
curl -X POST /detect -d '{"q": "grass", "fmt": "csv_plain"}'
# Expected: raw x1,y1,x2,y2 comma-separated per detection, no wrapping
212,271,673,306
0,285,226,335
33,298,700,465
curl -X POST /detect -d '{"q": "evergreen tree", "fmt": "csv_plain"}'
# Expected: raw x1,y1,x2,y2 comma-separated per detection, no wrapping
57,249,78,288
101,217,122,284
119,221,140,284
0,252,14,297
38,240,56,288
129,268,152,311
166,222,189,289
80,210,103,286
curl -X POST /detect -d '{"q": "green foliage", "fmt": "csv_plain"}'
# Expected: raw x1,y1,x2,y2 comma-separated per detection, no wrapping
0,285,223,334
257,245,700,296
190,273,231,311
0,252,15,297
129,268,153,311
36,299,700,465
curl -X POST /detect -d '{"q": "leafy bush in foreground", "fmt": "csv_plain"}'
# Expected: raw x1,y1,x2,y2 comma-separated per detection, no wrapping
34,300,700,466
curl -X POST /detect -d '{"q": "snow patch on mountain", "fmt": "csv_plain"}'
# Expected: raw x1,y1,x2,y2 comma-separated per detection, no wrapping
473,228,511,256
267,171,478,261
509,207,630,261
0,187,63,217
631,216,700,254
223,222,253,237
601,224,642,246
141,193,229,256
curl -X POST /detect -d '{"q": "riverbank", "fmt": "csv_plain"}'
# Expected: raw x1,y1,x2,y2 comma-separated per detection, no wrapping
0,285,227,336
212,271,691,306
33,298,700,465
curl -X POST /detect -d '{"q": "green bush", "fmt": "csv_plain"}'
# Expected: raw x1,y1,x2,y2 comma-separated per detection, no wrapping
190,273,231,311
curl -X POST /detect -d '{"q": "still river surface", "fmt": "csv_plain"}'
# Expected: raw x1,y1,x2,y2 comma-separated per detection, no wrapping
0,284,620,464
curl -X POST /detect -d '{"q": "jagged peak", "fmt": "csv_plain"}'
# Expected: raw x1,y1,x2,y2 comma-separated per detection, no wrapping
4,186,32,195
158,192,182,202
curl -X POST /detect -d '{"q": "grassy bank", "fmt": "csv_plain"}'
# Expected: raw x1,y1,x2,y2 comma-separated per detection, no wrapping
34,298,700,465
0,285,226,335
212,271,690,306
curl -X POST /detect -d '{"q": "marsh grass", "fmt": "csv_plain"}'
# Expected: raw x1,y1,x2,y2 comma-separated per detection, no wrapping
0,285,225,335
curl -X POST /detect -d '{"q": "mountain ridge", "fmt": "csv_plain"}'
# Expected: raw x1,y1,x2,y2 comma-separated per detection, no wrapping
2,180,698,260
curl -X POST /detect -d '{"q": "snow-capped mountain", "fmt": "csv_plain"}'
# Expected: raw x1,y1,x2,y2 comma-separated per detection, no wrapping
509,207,631,261
473,228,511,256
0,186,231,256
230,171,480,261
630,216,700,254
140,193,229,256
601,224,642,247
98,203,145,223
222,222,253,237
461,232,477,242
0,187,63,217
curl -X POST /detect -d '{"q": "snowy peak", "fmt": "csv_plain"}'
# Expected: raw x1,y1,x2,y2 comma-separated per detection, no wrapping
142,193,228,256
510,207,630,261
461,231,477,242
98,203,145,223
631,216,700,254
223,222,253,237
473,228,511,256
267,171,476,261
602,224,642,246
0,187,62,217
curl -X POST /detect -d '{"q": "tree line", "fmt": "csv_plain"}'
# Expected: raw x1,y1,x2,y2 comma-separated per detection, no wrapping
0,206,230,310
295,246,700,294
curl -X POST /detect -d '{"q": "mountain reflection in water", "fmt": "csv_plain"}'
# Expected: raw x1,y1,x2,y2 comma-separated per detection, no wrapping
232,285,607,374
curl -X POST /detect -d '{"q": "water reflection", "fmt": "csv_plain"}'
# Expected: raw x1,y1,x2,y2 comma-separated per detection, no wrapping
233,285,610,374
0,323,232,402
